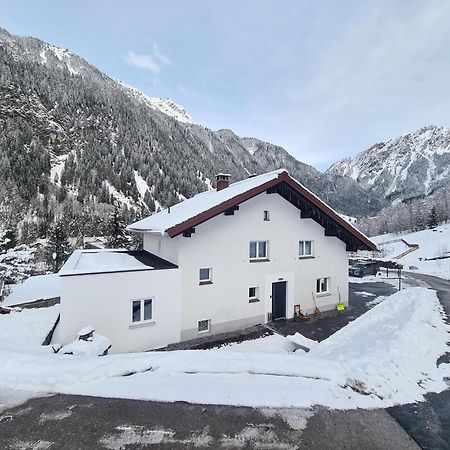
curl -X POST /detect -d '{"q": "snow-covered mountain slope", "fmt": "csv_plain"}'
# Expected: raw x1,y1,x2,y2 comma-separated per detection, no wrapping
0,24,384,232
116,81,194,124
372,223,450,279
327,125,450,203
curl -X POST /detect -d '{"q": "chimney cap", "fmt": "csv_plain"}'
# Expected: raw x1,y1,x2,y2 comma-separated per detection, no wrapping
216,173,231,178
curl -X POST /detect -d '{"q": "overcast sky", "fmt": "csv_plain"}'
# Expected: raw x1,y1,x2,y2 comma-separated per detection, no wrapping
1,0,449,170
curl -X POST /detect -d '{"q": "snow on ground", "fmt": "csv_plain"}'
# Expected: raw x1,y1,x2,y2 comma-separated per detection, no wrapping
216,334,299,354
0,287,449,412
372,223,450,279
133,170,150,199
0,306,59,353
104,181,135,210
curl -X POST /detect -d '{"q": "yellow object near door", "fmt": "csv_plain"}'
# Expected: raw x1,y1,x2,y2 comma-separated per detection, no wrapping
336,303,345,311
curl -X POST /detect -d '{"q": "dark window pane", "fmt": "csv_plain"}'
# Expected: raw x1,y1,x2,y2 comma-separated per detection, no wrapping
199,268,210,281
144,299,152,321
249,287,256,298
249,241,257,258
258,241,267,258
132,300,141,322
316,279,320,293
305,241,312,255
198,319,209,332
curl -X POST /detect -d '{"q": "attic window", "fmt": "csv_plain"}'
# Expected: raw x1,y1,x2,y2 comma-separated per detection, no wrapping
263,210,270,221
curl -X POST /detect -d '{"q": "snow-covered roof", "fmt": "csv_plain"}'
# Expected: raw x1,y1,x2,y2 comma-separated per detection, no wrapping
128,169,286,235
59,249,177,277
2,274,60,307
127,169,376,251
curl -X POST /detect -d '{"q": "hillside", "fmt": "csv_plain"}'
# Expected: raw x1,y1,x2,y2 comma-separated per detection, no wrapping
0,26,384,243
328,125,450,204
372,223,450,280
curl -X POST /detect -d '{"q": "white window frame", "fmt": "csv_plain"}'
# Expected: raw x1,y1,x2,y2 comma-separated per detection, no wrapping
199,267,212,284
299,240,314,258
248,286,259,302
263,210,270,221
316,277,330,295
198,319,211,334
249,240,269,261
131,297,154,324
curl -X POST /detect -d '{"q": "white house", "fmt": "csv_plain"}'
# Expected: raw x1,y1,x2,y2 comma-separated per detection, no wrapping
57,169,376,353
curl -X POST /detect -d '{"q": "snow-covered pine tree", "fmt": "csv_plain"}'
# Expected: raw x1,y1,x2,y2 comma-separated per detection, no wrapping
105,205,131,249
46,220,71,272
427,206,439,229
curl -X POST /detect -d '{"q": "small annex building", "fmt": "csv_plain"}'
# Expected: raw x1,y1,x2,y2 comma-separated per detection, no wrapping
57,169,376,353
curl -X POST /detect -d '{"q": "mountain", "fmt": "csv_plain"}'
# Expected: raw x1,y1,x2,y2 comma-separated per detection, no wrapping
327,125,450,204
0,26,382,242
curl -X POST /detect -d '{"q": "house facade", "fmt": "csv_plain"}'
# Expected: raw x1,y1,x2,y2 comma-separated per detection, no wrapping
57,169,376,353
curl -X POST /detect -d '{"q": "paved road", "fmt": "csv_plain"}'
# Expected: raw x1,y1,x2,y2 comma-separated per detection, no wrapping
0,276,439,449
0,395,418,450
388,272,450,450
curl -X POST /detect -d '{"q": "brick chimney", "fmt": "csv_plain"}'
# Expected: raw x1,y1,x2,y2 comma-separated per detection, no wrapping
216,173,231,191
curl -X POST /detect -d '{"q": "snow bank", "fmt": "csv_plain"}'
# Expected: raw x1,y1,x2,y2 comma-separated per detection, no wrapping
310,287,450,403
0,305,59,352
0,288,448,410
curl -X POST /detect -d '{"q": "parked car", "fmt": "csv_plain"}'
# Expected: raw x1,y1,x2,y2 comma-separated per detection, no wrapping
349,261,379,277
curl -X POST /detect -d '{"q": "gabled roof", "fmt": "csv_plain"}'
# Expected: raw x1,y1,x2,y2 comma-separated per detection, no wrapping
127,169,377,251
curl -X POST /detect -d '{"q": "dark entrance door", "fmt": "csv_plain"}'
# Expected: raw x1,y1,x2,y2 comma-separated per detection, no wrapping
272,281,287,320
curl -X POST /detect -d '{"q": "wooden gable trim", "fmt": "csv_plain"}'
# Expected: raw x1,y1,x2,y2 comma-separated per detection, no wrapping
166,171,377,251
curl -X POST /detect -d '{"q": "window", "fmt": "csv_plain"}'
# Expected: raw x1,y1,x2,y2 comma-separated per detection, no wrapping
249,241,268,260
199,267,212,284
249,286,259,302
198,319,210,333
316,278,330,294
263,210,270,221
299,240,313,257
131,298,153,323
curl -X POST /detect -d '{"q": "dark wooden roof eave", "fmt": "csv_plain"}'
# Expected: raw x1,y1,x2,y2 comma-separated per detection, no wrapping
166,171,377,252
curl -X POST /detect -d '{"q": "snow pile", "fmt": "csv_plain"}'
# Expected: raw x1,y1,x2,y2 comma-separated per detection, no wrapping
310,287,450,402
0,288,448,410
216,334,299,353
60,333,111,357
286,333,319,350
0,305,59,352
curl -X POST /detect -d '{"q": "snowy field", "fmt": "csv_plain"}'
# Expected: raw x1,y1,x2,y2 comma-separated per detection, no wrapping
0,287,449,413
372,223,450,280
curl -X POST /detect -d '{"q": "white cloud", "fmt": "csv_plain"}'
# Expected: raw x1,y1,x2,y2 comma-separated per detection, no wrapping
124,44,171,75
